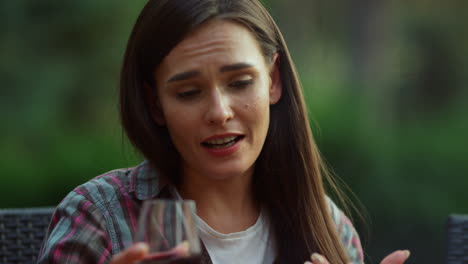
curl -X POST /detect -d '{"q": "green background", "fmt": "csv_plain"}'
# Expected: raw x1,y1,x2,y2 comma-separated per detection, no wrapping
2,1,467,263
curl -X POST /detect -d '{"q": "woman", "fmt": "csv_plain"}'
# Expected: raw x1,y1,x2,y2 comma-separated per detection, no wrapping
38,0,409,263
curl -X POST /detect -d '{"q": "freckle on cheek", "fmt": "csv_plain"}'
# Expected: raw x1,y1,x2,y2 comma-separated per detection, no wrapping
244,104,249,109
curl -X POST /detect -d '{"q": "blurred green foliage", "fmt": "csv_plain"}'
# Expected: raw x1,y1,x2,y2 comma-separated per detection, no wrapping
1,1,467,263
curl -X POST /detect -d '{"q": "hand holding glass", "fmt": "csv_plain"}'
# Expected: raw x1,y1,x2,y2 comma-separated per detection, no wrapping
135,200,201,264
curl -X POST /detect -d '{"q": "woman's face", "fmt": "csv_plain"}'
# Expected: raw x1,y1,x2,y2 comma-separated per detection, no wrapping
154,19,281,181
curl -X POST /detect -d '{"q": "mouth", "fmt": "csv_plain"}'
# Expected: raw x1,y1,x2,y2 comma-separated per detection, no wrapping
201,135,245,149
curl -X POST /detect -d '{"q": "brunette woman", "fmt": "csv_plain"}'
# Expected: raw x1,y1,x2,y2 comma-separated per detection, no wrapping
38,1,409,263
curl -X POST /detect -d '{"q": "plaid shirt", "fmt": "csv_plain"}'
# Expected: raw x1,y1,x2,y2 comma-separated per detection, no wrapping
37,161,363,263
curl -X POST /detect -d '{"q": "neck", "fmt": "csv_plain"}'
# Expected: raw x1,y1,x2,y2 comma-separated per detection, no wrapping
177,167,260,234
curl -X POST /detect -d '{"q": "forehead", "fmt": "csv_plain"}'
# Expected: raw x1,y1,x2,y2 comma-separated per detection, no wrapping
177,19,256,50
157,19,266,77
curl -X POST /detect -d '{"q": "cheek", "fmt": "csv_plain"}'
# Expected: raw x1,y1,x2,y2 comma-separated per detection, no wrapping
243,92,271,130
252,86,272,115
161,104,196,145
243,78,271,110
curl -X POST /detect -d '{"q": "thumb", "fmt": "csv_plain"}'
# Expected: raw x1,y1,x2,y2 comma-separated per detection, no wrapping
112,243,149,264
380,250,410,264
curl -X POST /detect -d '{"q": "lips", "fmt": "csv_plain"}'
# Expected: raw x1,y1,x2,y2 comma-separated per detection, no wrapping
200,133,245,158
201,134,244,149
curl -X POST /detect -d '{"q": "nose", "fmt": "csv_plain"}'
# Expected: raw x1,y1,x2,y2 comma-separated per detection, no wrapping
204,89,234,125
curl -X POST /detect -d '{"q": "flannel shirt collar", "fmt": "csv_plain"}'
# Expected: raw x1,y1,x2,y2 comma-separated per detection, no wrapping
129,160,170,200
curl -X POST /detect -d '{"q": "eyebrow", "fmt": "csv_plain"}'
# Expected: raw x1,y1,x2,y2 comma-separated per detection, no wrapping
167,62,254,83
220,62,253,73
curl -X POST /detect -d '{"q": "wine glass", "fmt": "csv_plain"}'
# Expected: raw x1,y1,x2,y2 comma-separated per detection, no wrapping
135,199,201,264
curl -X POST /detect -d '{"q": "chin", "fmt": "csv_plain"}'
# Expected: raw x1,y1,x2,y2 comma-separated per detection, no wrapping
203,164,254,181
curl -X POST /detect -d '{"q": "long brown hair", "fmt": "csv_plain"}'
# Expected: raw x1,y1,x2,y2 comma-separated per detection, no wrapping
120,0,353,263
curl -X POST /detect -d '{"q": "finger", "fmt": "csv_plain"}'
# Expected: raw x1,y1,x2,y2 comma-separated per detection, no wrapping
111,243,149,264
155,241,190,258
310,253,330,264
171,241,190,257
380,250,410,264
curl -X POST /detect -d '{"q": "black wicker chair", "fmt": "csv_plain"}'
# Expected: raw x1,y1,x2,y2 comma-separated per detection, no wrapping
0,207,55,264
446,214,468,264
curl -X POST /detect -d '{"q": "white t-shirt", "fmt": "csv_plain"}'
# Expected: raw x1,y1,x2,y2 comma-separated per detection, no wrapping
170,187,276,263
196,210,276,264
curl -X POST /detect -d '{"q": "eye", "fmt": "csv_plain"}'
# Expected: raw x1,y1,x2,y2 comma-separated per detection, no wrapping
229,78,254,89
177,89,200,99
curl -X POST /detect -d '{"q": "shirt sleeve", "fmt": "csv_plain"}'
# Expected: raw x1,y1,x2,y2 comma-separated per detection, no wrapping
327,197,364,264
37,190,112,264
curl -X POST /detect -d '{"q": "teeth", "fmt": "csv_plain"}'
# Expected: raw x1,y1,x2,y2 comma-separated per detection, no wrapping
210,140,237,149
205,136,237,145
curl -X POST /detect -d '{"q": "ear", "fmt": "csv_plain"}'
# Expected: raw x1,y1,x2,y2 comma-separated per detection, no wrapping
144,82,166,125
269,52,282,105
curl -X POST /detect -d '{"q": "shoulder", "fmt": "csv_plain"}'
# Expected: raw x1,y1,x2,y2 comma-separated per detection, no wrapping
49,165,138,228
70,166,134,208
54,160,164,222
326,197,364,264
40,164,148,261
